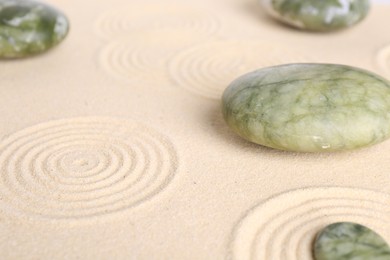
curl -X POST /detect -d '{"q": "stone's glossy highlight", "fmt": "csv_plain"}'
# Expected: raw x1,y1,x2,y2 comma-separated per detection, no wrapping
222,64,390,152
314,222,390,260
0,0,69,58
261,0,370,31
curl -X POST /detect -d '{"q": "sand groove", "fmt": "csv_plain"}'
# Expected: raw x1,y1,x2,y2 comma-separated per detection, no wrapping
95,3,221,40
230,187,390,260
0,117,178,220
99,30,209,83
169,41,311,99
376,44,390,77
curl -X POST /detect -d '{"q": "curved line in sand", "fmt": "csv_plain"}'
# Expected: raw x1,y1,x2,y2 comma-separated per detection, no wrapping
94,4,221,40
0,117,178,220
169,41,312,99
229,187,390,260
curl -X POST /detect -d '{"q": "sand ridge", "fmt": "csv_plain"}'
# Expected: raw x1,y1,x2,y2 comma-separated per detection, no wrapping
376,44,390,78
230,187,390,260
0,117,178,220
169,41,313,99
94,3,222,41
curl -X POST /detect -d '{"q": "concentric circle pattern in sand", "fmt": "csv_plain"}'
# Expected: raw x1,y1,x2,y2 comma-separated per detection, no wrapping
0,117,178,220
169,41,312,99
99,30,208,83
376,44,390,77
95,3,221,40
230,187,390,260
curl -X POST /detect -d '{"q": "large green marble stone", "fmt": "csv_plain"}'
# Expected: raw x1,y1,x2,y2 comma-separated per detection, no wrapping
261,0,370,31
0,0,69,58
222,64,390,152
314,222,390,260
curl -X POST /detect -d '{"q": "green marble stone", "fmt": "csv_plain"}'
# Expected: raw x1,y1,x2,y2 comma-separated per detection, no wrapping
314,222,390,260
0,0,69,58
222,64,390,152
261,0,370,31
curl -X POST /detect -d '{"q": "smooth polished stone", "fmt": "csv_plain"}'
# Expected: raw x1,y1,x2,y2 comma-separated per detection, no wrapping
222,64,390,152
0,0,69,58
261,0,370,31
314,222,390,260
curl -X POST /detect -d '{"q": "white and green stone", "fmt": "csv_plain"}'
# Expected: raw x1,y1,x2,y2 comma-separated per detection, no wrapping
261,0,370,31
314,222,390,260
222,64,390,152
0,0,69,58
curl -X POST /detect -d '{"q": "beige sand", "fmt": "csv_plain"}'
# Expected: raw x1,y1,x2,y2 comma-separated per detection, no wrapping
1,0,390,259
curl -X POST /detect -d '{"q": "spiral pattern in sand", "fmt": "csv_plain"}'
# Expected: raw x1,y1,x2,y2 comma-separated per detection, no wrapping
0,117,178,220
169,41,312,99
99,30,207,83
376,44,390,77
230,187,390,260
95,3,221,40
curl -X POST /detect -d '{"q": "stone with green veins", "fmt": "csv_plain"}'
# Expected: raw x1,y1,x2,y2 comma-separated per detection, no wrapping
261,0,370,31
0,0,69,58
314,222,390,260
222,64,390,152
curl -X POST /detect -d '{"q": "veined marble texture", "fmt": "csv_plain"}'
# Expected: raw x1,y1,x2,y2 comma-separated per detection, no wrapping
0,0,69,58
314,222,390,260
222,64,390,152
261,0,370,31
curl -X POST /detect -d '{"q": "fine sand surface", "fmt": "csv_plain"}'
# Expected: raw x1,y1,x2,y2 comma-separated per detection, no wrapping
1,0,390,259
